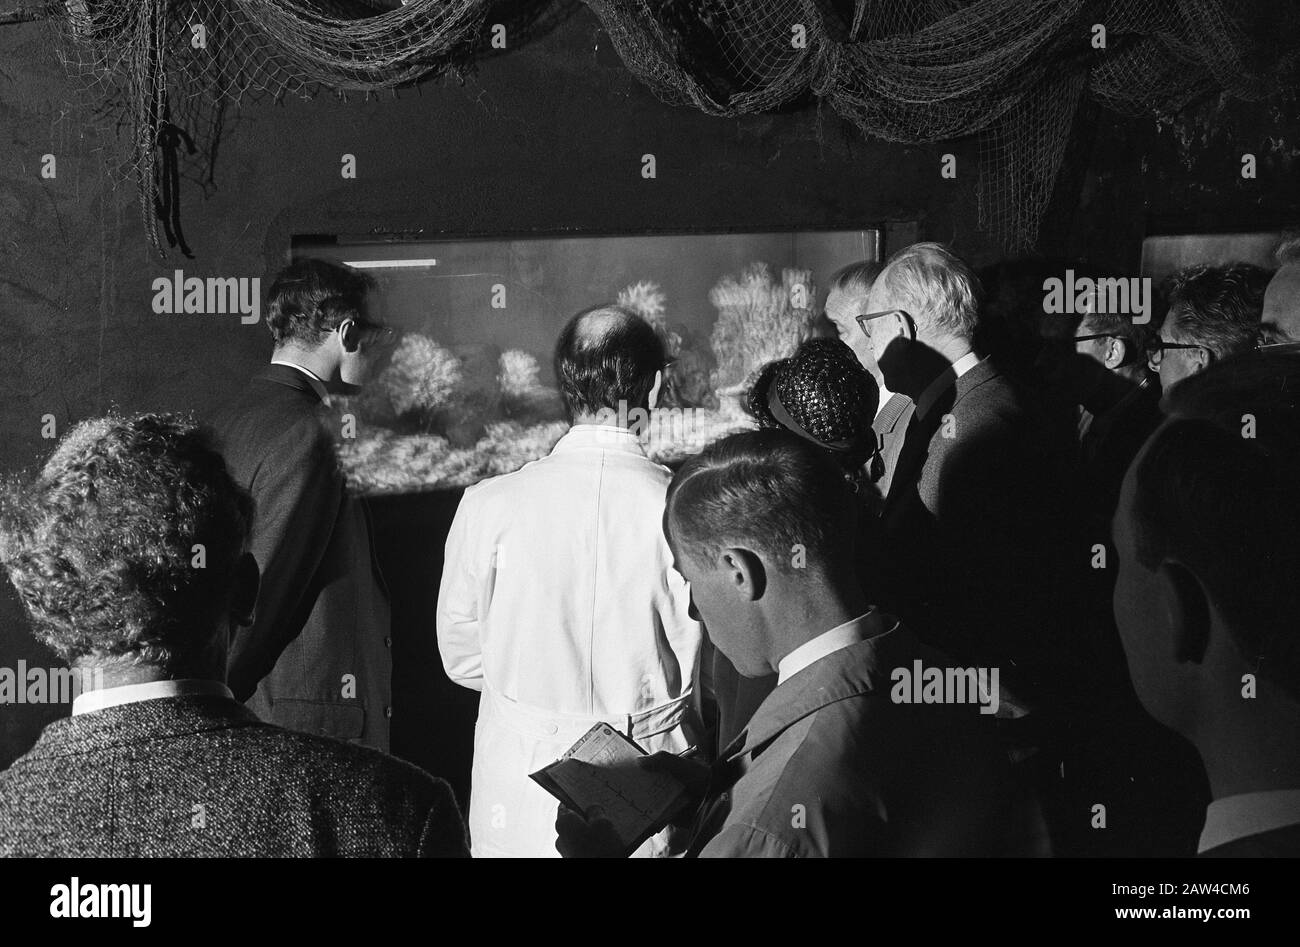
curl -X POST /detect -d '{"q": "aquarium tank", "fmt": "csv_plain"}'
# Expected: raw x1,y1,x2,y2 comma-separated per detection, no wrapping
294,229,881,494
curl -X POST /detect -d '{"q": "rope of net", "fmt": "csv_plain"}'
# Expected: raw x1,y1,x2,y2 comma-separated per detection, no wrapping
41,0,1286,257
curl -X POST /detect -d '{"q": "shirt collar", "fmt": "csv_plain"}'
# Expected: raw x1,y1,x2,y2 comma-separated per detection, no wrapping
776,611,880,685
1198,789,1300,853
552,424,648,456
72,679,234,716
915,351,982,420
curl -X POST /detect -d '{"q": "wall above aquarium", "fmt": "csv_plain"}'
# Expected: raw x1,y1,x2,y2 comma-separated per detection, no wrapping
296,228,881,494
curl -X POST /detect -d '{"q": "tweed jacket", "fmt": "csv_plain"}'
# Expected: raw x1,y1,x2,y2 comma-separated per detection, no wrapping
0,695,467,857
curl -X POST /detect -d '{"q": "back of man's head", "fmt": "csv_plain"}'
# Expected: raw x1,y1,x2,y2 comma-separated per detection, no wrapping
877,242,982,341
554,304,664,421
1162,262,1268,360
265,258,376,347
0,414,252,676
665,429,857,585
828,260,884,300
1127,348,1300,704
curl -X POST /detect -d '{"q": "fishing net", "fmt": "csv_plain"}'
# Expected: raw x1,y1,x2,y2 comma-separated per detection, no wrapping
24,0,1290,257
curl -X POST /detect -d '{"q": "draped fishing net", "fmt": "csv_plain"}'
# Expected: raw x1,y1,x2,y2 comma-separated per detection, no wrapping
29,0,1289,257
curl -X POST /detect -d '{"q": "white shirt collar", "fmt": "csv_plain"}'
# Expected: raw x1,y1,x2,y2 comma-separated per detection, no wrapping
1197,789,1300,853
72,679,234,716
270,359,325,383
915,351,982,420
553,424,647,455
776,611,885,685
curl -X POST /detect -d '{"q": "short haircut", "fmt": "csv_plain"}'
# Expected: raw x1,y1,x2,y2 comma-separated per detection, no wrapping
877,241,982,339
1128,348,1300,701
665,429,857,579
828,260,884,298
554,304,664,420
1162,262,1268,360
265,258,376,346
1273,231,1300,267
0,414,252,673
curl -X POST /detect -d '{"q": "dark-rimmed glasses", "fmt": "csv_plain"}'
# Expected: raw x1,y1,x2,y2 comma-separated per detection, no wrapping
854,309,913,338
1147,339,1211,366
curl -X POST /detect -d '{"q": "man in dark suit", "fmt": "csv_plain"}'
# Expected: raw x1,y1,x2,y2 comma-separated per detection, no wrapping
0,414,467,857
1114,348,1300,857
214,259,393,751
557,431,1040,857
861,243,1091,719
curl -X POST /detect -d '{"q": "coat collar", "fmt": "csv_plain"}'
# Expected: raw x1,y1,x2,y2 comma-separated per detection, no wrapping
726,611,906,760
23,695,261,760
551,424,648,457
257,362,329,404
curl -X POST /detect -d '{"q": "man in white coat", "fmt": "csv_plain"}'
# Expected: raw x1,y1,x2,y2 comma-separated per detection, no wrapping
437,304,703,858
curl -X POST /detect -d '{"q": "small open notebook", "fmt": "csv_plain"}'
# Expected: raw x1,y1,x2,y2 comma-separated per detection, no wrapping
530,723,692,856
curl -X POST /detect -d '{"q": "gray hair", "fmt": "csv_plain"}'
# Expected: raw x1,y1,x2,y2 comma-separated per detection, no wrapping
878,242,982,339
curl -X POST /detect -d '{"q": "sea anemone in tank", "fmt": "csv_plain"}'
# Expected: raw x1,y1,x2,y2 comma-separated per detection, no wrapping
375,333,463,426
708,263,818,411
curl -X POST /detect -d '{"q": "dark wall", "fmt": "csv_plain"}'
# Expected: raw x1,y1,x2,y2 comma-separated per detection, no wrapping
2,6,1298,768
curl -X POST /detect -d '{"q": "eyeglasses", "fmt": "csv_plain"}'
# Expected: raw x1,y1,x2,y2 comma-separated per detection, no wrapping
1146,339,1211,366
352,321,396,346
1073,333,1123,344
854,309,913,338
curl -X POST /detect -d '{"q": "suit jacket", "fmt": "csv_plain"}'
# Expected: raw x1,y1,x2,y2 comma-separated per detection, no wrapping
0,695,467,857
1201,824,1300,857
213,365,392,751
870,392,915,498
687,615,1027,857
878,357,1092,716
1079,376,1162,526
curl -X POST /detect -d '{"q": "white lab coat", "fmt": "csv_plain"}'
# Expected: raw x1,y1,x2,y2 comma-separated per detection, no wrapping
437,425,703,857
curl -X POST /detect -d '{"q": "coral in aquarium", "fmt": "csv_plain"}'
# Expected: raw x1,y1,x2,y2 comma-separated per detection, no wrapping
708,263,818,410
498,349,564,424
617,279,716,410
376,333,462,423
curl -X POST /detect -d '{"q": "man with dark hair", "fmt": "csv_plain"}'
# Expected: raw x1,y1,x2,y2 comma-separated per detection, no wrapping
438,304,702,857
557,429,1032,857
1151,262,1268,391
0,414,467,857
822,259,913,493
213,257,395,751
1261,232,1300,343
1061,307,1162,525
1114,348,1300,856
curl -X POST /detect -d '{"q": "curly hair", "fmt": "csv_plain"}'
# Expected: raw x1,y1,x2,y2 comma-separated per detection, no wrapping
746,338,880,473
0,414,252,673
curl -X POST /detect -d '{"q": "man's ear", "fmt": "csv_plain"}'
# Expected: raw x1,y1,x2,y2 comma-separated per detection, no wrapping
1157,559,1211,665
1105,337,1128,370
231,551,260,627
718,546,765,603
338,317,362,354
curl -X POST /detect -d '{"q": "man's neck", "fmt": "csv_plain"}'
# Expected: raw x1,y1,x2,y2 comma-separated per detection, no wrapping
766,582,870,671
1195,696,1300,800
272,346,338,390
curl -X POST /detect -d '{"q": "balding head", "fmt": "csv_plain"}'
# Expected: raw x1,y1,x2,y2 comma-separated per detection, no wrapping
554,304,665,422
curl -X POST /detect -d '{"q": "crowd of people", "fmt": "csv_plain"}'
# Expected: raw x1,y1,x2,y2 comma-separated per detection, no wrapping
1,238,1298,858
